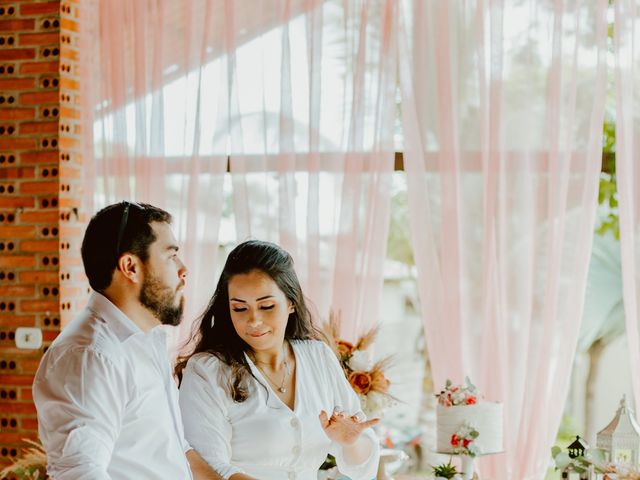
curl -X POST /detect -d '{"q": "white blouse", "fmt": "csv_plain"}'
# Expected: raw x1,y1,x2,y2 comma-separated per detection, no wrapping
179,340,379,480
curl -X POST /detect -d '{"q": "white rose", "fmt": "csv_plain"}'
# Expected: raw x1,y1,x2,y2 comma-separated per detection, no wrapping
348,349,373,371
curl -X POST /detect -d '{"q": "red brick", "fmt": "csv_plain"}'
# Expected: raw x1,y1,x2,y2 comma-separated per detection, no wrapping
42,330,59,342
0,196,35,208
20,387,32,401
0,432,38,444
60,49,77,62
0,108,35,121
20,211,58,223
0,226,36,239
0,315,36,327
60,106,79,119
20,359,42,374
19,32,59,46
18,151,58,165
19,91,58,105
0,19,36,31
19,121,58,134
0,167,35,179
20,181,58,194
20,418,38,430
20,240,58,252
20,61,58,74
21,300,58,313
0,48,36,61
60,18,77,32
59,165,80,178
0,138,37,150
59,77,78,90
0,78,36,90
0,374,34,386
0,255,36,267
0,285,35,296
19,271,58,283
60,255,81,267
20,2,59,15
0,402,37,414
59,136,78,149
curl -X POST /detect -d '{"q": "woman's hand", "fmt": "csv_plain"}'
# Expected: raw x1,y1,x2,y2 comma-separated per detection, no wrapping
318,406,379,446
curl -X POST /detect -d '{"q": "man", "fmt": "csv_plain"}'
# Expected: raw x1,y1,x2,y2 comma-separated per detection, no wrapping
33,201,221,480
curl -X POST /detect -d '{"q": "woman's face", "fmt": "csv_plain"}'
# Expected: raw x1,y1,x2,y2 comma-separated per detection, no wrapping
228,269,294,353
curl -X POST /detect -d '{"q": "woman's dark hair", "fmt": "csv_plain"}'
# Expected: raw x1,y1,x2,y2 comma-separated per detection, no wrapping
81,201,172,292
176,240,318,402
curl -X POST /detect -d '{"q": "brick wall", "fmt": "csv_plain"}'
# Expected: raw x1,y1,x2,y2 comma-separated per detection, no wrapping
0,0,85,472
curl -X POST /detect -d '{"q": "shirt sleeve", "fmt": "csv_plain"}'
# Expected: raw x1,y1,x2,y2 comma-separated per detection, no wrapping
320,342,380,480
33,346,128,480
179,355,246,480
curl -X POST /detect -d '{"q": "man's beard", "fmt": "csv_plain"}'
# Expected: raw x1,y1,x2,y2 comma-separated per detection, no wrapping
139,268,184,326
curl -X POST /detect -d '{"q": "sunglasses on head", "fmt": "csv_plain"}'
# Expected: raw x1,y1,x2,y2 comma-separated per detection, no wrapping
115,201,145,259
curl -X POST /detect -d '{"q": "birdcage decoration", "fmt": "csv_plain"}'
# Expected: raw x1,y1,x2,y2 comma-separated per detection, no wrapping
596,395,640,468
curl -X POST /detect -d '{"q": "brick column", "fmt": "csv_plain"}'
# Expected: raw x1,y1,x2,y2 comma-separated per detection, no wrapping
0,0,85,468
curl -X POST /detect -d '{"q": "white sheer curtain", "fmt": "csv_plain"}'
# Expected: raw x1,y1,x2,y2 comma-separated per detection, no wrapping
227,0,397,341
80,0,396,342
615,0,640,416
80,0,234,343
399,1,607,478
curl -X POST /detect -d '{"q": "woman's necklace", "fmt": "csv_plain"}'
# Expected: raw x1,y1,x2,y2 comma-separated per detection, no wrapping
253,348,290,393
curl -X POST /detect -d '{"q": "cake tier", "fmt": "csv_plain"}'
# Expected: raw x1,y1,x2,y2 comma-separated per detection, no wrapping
436,402,503,455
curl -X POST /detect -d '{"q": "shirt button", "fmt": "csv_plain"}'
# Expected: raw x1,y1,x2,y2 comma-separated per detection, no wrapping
292,445,300,455
290,417,299,428
288,472,296,480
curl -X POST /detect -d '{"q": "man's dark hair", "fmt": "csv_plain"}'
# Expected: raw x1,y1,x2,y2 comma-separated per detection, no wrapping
81,202,172,292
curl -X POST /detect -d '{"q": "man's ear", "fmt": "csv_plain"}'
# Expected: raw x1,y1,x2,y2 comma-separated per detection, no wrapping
116,253,142,284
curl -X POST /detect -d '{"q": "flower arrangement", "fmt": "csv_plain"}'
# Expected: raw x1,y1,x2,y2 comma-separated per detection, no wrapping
450,423,480,457
0,439,48,479
436,378,479,407
321,310,395,417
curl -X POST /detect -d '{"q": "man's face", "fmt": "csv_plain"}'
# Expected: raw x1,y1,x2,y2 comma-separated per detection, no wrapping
139,222,187,326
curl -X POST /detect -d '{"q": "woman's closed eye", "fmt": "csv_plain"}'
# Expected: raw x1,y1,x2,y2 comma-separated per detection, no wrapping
232,306,248,312
260,305,275,310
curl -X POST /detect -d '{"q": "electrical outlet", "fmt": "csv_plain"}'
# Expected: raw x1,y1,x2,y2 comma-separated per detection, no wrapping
15,327,42,349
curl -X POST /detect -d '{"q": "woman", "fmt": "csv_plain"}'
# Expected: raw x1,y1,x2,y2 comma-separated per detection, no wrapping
177,240,379,480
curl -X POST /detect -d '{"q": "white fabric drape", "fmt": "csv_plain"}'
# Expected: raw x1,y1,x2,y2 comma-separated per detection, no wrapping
615,0,640,417
399,1,607,478
81,0,232,345
226,0,397,341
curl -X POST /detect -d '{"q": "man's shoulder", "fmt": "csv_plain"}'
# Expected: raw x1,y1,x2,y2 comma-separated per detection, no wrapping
41,307,129,370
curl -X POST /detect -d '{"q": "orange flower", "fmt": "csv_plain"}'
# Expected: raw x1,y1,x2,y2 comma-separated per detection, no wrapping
348,371,373,395
370,369,391,393
337,340,355,357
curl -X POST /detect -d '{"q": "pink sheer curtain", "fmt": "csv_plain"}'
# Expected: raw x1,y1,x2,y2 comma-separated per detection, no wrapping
615,0,640,416
399,1,607,478
227,0,397,341
80,0,233,345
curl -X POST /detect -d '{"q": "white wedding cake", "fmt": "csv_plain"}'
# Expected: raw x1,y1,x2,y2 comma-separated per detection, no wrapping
435,379,503,455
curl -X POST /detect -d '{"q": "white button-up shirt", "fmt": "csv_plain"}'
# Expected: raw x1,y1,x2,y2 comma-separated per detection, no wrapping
33,292,193,480
179,340,379,480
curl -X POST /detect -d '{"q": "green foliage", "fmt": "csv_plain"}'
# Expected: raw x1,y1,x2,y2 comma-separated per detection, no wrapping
387,176,415,267
551,445,611,475
432,459,459,479
596,116,619,239
319,454,337,470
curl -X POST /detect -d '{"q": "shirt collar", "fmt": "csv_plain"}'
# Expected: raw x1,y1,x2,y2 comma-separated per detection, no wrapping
87,291,164,343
